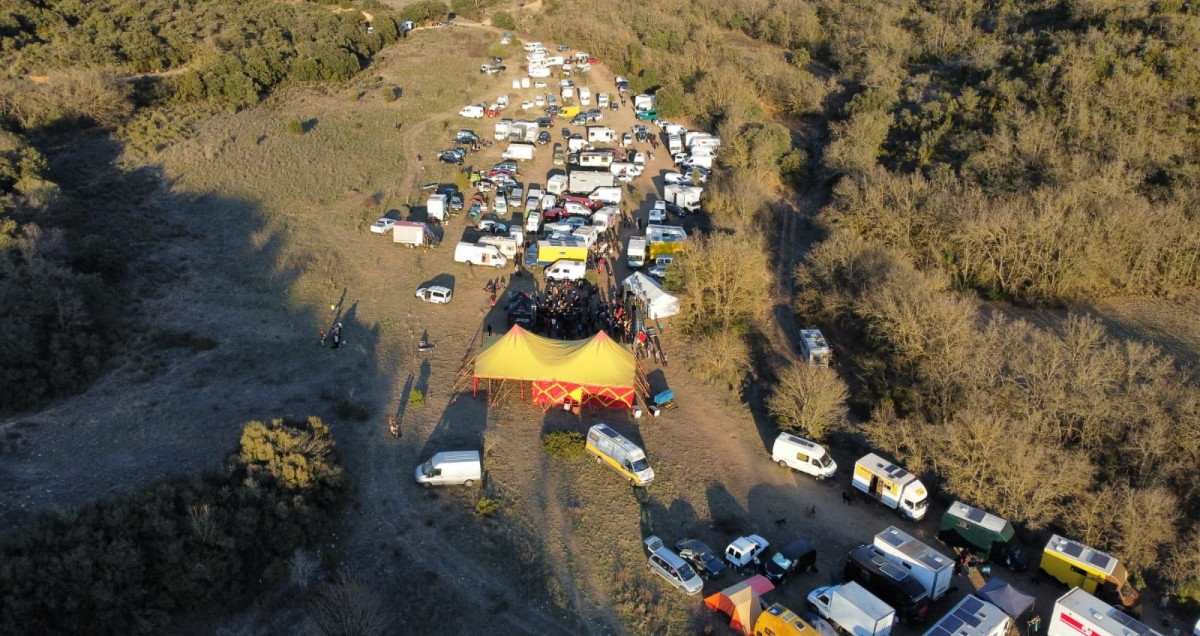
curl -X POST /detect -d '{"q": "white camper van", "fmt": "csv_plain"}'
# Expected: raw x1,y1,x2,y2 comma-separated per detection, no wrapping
454,241,508,267
852,454,929,520
414,451,482,487
627,236,647,268
586,423,654,486
799,329,832,365
771,433,837,479
525,210,542,234
873,526,954,601
544,259,586,281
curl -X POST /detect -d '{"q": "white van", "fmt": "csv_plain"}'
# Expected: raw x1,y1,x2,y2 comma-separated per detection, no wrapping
523,41,544,52
544,259,586,281
585,423,654,486
415,451,482,487
771,433,837,479
454,241,508,267
459,105,485,118
525,210,542,234
547,174,568,195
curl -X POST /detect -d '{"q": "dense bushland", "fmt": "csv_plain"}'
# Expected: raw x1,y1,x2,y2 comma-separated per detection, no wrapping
0,417,346,634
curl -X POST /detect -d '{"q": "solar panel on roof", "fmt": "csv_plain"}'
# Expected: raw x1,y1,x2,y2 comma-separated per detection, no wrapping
965,507,986,523
1087,552,1113,569
930,625,954,636
960,596,984,614
884,463,898,472
1061,541,1084,558
941,616,965,633
600,426,619,439
879,532,905,547
918,553,946,569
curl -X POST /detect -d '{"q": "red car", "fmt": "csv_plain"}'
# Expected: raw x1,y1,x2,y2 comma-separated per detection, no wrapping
561,195,602,210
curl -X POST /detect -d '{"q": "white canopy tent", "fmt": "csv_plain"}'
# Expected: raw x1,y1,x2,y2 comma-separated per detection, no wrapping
622,271,680,320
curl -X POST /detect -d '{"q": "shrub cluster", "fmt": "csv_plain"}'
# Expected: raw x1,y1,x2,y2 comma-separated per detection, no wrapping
541,430,585,460
0,417,346,634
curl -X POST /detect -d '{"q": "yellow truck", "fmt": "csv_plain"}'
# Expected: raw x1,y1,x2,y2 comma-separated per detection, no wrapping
1040,535,1142,617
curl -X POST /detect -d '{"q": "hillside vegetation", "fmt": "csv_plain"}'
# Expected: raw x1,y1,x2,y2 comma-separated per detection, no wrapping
532,0,1200,603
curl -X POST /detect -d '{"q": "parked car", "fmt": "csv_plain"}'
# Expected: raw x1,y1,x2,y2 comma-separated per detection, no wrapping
415,285,453,304
439,151,464,164
535,95,545,107
726,535,770,572
454,130,480,143
649,256,673,279
675,538,727,579
584,109,603,122
636,109,659,121
477,219,508,234
762,539,818,584
571,115,588,126
493,161,519,174
609,100,619,111
369,217,396,234
449,193,464,211
537,131,551,145
479,64,506,75
644,536,704,596
561,127,572,140
535,117,554,128
557,44,571,51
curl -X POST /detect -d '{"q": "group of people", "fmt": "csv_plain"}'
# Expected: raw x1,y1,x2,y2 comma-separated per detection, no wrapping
319,322,345,349
521,280,634,342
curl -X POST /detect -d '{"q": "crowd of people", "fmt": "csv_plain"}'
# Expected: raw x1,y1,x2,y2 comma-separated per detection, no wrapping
523,280,633,342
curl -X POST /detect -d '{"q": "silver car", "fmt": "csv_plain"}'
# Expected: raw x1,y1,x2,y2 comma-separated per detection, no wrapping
644,536,703,595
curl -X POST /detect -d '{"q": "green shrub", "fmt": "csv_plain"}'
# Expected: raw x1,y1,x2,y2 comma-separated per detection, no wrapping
491,11,516,30
285,119,305,135
381,86,399,102
407,389,425,406
541,430,585,460
487,43,509,58
475,497,500,517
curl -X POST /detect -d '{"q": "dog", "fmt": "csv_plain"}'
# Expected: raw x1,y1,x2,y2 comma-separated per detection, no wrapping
774,517,787,527
842,491,854,505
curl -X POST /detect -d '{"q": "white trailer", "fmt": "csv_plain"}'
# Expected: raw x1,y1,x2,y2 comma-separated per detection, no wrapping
799,328,832,365
873,526,954,601
546,174,568,195
478,235,519,259
571,226,600,248
568,170,616,194
426,194,448,223
494,119,512,140
668,133,683,154
561,85,575,101
577,151,615,168
686,131,722,148
922,596,1010,636
633,94,655,112
592,206,620,232
664,183,703,212
807,582,896,636
579,86,592,106
392,221,434,247
587,126,616,143
852,454,929,520
1047,588,1161,636
502,142,536,161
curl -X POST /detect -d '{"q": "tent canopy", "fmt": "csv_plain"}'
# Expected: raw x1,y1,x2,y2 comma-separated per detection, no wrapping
704,575,776,636
622,271,680,320
978,578,1035,618
474,325,635,388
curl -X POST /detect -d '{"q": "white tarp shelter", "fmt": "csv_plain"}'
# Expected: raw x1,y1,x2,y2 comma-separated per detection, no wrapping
622,272,680,320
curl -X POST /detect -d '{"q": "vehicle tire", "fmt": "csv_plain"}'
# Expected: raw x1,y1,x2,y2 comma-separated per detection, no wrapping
464,479,474,487
595,455,602,464
423,482,431,488
778,460,788,469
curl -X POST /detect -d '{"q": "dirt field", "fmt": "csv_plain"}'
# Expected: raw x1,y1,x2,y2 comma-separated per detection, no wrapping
1,23,1196,636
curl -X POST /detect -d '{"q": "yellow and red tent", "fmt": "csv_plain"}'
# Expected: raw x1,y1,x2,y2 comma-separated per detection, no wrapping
473,326,636,409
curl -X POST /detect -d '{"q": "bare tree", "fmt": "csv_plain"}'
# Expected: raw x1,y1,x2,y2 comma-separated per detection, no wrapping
768,363,849,440
305,568,390,636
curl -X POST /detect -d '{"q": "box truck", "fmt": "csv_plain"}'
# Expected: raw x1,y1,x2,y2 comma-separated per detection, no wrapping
938,501,1029,571
663,183,703,212
426,193,448,223
922,596,1010,636
799,329,833,366
415,451,482,487
807,582,896,636
873,526,953,601
627,236,647,268
771,433,837,479
844,545,931,622
392,221,435,247
851,454,929,520
535,239,588,266
1041,535,1142,616
585,423,654,486
502,142,536,161
454,241,508,267
1047,588,1160,636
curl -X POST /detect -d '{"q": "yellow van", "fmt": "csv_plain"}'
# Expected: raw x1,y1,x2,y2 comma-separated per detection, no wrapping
559,105,581,119
755,604,819,636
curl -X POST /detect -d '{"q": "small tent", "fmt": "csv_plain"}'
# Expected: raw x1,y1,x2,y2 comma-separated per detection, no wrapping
622,271,680,320
704,575,776,636
978,578,1035,619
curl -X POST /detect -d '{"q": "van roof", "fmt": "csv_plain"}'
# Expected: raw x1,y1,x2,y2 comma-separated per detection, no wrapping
589,423,645,457
946,501,1010,534
431,450,480,463
1045,535,1118,576
875,526,951,571
777,433,823,453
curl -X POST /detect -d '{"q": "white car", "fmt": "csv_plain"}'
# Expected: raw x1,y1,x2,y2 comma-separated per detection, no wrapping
415,285,453,304
521,100,534,110
649,200,667,224
534,80,548,89
648,256,673,280
478,219,508,234
370,217,396,234
535,95,545,107
663,172,687,185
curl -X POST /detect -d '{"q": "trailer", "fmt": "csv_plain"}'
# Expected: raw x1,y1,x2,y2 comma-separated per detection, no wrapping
494,119,512,140
645,224,688,260
807,582,896,636
1047,588,1160,636
392,221,436,247
799,329,832,366
939,501,1029,571
873,526,953,601
663,183,703,212
502,142,536,161
426,193,448,223
923,596,1010,636
568,169,616,194
627,236,647,269
535,239,588,266
851,454,929,520
1041,535,1142,616
587,126,616,143
577,151,616,168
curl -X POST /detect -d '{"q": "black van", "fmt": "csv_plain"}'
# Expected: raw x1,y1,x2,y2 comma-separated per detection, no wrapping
843,545,930,622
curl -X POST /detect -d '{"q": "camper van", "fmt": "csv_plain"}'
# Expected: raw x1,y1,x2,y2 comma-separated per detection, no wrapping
799,329,832,365
939,501,1029,570
852,454,929,520
544,259,586,281
477,235,519,259
771,433,837,479
585,423,654,486
454,241,508,267
873,526,954,601
627,236,647,268
844,545,931,622
1041,535,1141,615
525,210,542,234
414,451,482,487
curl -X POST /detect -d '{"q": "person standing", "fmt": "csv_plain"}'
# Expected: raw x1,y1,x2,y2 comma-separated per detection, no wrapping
319,329,326,346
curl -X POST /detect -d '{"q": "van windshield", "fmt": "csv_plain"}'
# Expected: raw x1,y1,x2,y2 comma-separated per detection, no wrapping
421,460,434,477
815,454,834,468
631,458,649,472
